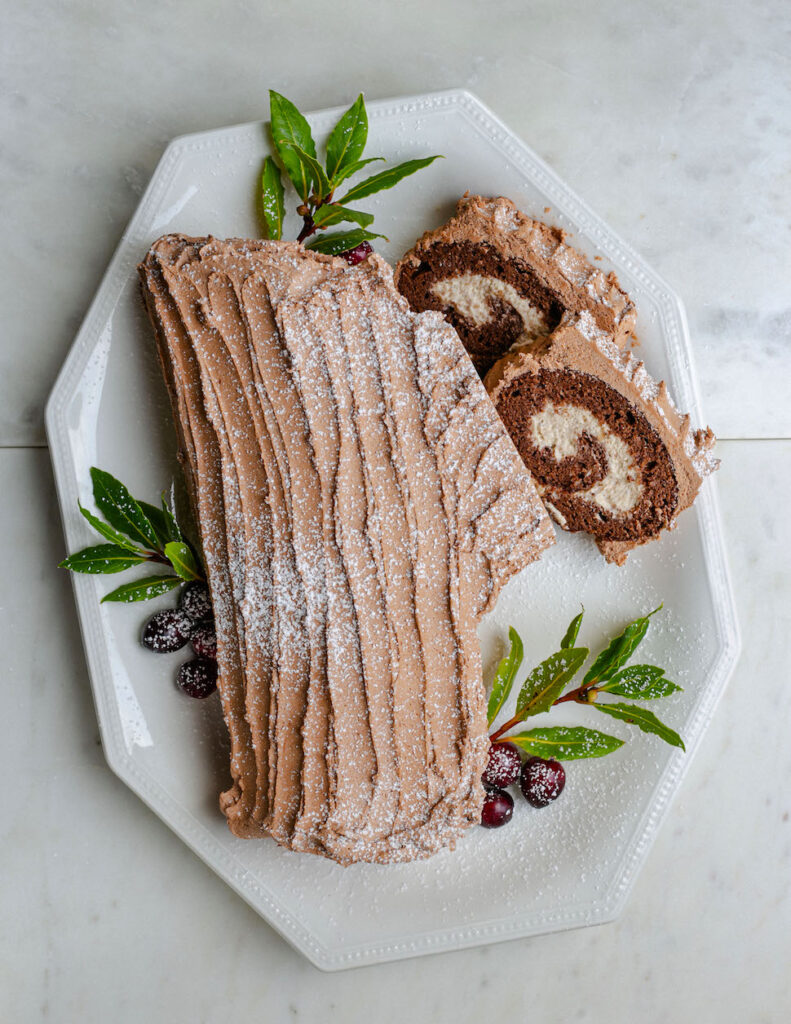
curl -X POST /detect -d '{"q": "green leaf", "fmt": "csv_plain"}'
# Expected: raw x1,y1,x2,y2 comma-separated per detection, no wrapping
592,702,685,750
516,646,589,718
160,494,184,544
281,142,331,201
560,609,584,649
332,156,385,187
305,228,386,256
487,627,524,727
260,156,285,240
165,541,201,581
582,605,663,686
269,90,317,199
101,574,183,603
598,665,681,700
136,501,173,550
59,544,147,575
325,93,368,181
90,468,159,550
339,155,443,204
509,726,625,761
78,504,142,553
312,204,375,229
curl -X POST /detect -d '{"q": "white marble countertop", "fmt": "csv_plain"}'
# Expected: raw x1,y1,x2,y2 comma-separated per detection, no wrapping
2,1,790,1019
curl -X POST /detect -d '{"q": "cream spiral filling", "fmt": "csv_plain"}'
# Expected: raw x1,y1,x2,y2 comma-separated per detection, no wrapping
431,273,548,337
530,402,642,514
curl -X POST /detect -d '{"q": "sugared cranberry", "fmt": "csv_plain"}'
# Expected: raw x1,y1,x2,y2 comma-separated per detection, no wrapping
481,787,514,828
176,658,218,699
191,620,217,660
141,610,193,653
520,756,566,808
482,741,522,789
180,581,212,622
340,241,373,266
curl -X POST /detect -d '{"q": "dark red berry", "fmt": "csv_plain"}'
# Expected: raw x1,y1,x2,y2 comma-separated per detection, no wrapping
520,756,566,808
141,610,193,653
191,620,217,660
180,581,212,622
482,741,521,789
176,658,218,699
340,241,373,266
481,787,514,828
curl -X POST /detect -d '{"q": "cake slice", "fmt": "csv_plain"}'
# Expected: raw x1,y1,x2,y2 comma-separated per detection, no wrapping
139,235,554,864
484,311,718,564
395,195,636,376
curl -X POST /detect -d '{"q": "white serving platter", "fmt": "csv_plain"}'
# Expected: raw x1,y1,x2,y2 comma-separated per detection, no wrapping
46,89,739,970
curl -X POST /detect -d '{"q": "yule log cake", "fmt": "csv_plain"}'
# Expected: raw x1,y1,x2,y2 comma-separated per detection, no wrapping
138,235,554,865
484,310,718,565
395,194,636,376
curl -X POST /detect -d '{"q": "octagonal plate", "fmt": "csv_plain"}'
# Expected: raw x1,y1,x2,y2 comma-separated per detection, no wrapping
46,89,739,970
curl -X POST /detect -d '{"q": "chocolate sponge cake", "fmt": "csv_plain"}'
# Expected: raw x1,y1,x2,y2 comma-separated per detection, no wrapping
485,311,718,564
139,235,554,864
395,195,636,376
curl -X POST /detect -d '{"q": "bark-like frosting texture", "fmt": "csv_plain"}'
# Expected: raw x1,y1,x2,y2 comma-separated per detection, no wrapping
485,311,718,564
138,236,554,865
395,195,636,376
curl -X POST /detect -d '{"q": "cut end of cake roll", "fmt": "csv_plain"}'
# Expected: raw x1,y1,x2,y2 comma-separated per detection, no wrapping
485,311,718,565
395,194,636,377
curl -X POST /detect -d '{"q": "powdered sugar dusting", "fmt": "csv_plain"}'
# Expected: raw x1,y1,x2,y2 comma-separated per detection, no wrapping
139,236,554,865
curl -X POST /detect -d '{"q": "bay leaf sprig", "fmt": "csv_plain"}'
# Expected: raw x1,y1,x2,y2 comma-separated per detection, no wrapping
260,90,442,255
59,468,204,602
486,606,684,760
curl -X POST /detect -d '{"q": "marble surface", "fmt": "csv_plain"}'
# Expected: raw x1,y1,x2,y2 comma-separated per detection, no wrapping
1,442,789,1021
3,1,791,1019
2,0,790,444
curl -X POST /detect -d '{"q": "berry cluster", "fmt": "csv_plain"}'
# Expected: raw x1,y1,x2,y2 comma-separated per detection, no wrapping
141,582,218,698
480,741,566,828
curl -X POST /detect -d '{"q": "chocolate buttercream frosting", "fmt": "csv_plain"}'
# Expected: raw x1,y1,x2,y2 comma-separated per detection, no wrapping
395,195,636,376
138,236,554,864
485,311,718,564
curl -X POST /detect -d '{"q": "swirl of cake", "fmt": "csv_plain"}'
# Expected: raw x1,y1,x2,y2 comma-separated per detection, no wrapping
395,195,636,376
138,236,554,864
485,311,718,564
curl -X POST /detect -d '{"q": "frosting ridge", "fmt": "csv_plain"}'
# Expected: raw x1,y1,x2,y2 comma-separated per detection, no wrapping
139,236,554,863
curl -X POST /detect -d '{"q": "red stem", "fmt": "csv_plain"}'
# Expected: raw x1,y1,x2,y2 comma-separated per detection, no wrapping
295,191,336,245
489,715,522,744
296,214,315,243
489,683,595,742
553,690,583,706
